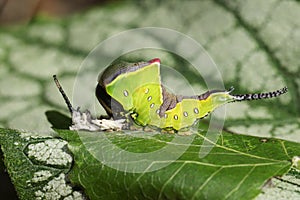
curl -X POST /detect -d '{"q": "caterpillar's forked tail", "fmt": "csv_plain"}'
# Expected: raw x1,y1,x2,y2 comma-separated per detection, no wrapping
230,87,288,101
53,75,74,113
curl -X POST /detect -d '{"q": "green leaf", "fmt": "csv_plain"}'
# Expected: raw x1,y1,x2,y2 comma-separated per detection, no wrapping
2,127,299,199
0,128,83,199
53,127,300,200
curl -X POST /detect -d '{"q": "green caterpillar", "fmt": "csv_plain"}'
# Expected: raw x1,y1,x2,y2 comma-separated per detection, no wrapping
96,58,288,131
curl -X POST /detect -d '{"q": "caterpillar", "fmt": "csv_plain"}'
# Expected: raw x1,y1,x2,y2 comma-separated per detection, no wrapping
95,58,288,131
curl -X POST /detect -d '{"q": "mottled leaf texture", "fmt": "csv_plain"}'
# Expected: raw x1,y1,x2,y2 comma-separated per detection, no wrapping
58,128,300,200
1,127,300,199
0,128,84,199
0,0,300,199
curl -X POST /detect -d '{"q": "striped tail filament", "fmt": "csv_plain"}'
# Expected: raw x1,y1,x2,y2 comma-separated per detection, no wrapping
232,87,288,101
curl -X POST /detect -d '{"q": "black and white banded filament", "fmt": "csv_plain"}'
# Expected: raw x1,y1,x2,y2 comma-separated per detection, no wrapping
232,87,288,101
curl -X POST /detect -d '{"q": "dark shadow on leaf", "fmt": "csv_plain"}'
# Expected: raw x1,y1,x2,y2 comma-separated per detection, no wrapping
0,149,18,200
45,110,72,129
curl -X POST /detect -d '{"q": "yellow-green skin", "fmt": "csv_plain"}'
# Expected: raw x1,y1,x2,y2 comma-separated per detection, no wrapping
97,58,287,131
100,59,235,130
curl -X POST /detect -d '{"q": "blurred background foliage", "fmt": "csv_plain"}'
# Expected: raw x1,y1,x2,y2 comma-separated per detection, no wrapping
0,0,113,25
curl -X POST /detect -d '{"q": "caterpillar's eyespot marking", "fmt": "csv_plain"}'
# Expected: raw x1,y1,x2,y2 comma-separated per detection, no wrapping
150,103,154,108
156,109,160,114
194,108,199,114
145,88,149,94
164,113,168,118
123,90,129,97
183,111,188,117
174,115,179,120
147,96,152,101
